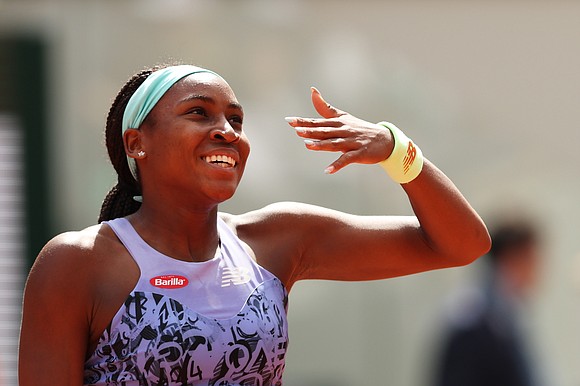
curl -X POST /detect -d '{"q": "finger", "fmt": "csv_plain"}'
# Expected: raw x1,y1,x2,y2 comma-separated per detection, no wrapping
324,150,363,174
286,117,343,128
311,87,346,119
294,126,353,140
303,137,359,152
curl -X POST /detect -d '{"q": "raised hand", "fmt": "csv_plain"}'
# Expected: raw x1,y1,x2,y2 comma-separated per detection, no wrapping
286,87,394,174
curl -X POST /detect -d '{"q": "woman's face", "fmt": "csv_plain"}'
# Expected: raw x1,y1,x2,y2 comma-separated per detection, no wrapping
136,72,251,207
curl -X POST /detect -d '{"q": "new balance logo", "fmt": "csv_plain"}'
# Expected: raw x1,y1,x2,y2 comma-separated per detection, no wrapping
221,267,251,287
402,142,417,174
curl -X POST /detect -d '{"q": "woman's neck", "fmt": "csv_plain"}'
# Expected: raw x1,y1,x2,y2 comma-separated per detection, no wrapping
127,203,221,262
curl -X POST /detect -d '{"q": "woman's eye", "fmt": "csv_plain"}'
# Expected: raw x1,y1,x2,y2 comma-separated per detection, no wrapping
229,115,243,125
188,107,206,116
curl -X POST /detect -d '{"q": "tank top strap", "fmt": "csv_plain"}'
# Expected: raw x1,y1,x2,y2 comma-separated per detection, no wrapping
217,217,256,263
103,217,160,268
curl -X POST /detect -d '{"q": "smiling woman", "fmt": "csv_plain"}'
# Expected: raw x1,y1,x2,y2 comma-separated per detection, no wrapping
18,63,491,386
120,67,249,209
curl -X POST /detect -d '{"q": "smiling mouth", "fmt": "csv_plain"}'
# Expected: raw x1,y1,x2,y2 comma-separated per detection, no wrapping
203,155,237,168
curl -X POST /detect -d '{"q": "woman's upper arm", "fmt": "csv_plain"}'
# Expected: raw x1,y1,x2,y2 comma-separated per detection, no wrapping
294,210,441,281
19,232,95,385
233,202,435,287
270,204,433,282
234,198,486,287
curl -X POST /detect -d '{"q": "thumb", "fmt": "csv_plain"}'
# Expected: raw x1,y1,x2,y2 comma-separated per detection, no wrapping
311,87,345,119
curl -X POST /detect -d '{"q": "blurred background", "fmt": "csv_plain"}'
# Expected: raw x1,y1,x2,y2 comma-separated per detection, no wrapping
1,0,579,385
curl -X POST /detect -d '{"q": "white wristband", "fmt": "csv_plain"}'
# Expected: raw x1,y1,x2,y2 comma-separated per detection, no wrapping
378,121,424,184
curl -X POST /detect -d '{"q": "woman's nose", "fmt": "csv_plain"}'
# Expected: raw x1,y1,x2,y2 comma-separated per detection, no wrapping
209,121,240,143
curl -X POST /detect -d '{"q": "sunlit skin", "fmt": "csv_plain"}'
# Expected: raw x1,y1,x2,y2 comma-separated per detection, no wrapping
18,71,491,385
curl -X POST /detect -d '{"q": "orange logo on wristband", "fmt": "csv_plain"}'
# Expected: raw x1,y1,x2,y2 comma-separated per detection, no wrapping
402,142,417,174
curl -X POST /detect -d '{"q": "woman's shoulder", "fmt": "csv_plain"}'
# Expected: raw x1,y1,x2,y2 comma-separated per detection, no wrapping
219,201,342,257
220,202,349,239
22,223,126,325
39,223,119,259
29,223,124,284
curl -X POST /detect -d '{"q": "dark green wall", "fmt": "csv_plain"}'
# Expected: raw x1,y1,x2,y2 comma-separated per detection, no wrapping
0,35,51,270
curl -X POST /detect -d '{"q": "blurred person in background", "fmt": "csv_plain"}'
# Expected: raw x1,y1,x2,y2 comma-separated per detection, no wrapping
431,216,543,386
18,64,490,385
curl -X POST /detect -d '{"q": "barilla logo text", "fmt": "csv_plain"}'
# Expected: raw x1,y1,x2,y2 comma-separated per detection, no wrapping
150,275,189,289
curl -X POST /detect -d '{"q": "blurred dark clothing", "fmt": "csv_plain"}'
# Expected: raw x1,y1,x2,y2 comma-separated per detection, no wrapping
432,278,539,386
432,218,544,386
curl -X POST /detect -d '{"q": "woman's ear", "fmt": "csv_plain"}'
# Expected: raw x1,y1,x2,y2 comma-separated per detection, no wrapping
123,128,145,159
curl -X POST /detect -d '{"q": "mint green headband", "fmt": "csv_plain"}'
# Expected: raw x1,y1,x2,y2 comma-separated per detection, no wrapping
122,65,219,181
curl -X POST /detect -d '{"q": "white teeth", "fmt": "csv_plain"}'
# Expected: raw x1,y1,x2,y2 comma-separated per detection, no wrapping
204,155,236,167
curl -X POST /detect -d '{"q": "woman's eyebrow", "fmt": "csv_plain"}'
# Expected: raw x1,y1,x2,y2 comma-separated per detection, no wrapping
179,95,243,112
179,94,215,105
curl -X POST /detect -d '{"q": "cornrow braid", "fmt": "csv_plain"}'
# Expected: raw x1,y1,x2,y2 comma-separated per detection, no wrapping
98,65,168,223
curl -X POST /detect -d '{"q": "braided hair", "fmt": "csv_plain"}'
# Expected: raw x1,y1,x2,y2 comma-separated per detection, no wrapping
98,66,165,223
